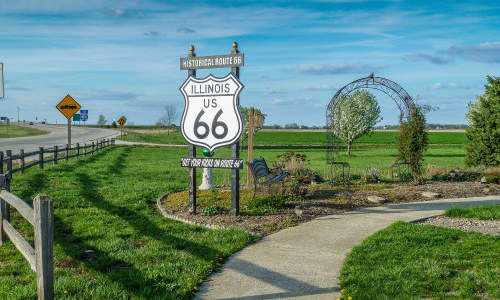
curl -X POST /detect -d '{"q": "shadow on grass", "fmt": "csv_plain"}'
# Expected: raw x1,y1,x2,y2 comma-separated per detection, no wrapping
50,147,222,297
11,146,225,297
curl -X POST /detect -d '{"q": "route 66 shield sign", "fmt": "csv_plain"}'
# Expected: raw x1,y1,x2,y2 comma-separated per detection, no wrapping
180,73,244,151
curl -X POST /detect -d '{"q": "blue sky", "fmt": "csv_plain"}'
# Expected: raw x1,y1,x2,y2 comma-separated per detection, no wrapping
0,0,499,126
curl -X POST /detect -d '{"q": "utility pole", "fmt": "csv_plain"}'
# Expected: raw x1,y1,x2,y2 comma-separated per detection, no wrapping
16,106,20,123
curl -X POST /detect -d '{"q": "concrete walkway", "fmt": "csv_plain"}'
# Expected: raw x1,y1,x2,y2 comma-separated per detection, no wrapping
195,195,500,300
114,140,186,147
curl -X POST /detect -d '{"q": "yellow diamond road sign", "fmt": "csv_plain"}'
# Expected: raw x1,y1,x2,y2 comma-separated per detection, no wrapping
57,94,81,120
118,117,126,127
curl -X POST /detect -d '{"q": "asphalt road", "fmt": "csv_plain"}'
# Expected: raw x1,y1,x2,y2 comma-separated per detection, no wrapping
0,123,120,154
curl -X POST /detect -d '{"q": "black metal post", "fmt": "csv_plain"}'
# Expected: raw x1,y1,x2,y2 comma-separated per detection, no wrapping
231,42,240,216
187,45,197,214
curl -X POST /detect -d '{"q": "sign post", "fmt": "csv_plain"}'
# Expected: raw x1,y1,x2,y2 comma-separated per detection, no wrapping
0,62,4,99
56,94,81,150
179,42,245,216
80,110,88,126
118,116,126,138
230,42,241,216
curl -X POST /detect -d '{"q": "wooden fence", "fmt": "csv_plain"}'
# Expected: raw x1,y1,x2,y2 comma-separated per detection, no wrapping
0,138,115,182
0,175,54,300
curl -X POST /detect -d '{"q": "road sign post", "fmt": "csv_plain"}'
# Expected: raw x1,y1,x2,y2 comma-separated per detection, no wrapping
118,117,126,138
179,42,245,216
80,110,88,125
56,94,81,150
0,62,4,99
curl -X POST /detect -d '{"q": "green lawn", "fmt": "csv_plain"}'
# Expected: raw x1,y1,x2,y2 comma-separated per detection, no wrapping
119,130,467,146
0,124,49,138
340,222,500,299
1,146,255,299
445,204,500,220
118,130,467,180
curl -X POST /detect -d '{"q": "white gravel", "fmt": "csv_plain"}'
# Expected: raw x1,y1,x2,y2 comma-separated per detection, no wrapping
418,215,500,235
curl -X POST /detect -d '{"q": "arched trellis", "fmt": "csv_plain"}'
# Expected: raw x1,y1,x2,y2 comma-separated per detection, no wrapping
326,75,415,164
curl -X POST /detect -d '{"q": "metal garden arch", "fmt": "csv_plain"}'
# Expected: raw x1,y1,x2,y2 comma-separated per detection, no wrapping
326,74,415,168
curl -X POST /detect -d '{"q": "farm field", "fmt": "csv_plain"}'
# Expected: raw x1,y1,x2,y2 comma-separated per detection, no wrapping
0,124,49,138
119,130,468,180
0,146,255,299
119,129,468,146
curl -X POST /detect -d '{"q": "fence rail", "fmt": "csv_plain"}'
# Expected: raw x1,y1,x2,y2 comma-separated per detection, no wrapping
0,175,54,300
0,138,115,180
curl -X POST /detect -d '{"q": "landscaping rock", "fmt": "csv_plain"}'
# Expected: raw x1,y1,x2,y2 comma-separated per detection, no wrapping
421,192,441,199
481,176,487,184
367,195,386,204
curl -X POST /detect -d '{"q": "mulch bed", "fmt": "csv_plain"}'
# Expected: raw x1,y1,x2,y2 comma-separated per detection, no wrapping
160,181,500,236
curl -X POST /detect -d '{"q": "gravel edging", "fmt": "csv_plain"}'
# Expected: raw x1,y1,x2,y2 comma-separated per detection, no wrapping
416,215,500,235
156,193,262,237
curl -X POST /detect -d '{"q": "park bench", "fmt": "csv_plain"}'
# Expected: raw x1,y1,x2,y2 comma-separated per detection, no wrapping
247,157,289,199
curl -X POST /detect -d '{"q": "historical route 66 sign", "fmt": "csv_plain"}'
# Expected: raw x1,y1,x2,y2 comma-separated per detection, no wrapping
180,73,244,151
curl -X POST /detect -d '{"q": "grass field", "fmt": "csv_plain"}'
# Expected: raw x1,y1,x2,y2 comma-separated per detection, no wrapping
118,130,468,180
0,124,49,138
119,130,468,146
0,146,255,299
445,204,500,220
340,222,500,299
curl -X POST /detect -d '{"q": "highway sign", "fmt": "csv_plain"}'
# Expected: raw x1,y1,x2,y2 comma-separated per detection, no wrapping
0,62,4,99
180,53,244,70
73,114,81,121
180,73,244,151
56,95,81,119
117,116,127,127
80,110,88,121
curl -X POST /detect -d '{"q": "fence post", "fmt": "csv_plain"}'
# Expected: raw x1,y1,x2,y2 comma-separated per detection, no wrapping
54,146,58,165
112,138,115,146
84,144,87,157
65,144,69,162
20,149,25,174
76,143,80,159
92,142,95,154
0,174,7,245
0,151,3,174
33,194,54,300
6,150,12,192
39,147,44,169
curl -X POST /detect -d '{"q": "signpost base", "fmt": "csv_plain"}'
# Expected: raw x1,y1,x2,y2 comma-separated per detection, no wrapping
198,168,215,190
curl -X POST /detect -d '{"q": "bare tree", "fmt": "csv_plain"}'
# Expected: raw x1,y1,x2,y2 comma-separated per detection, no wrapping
158,104,179,134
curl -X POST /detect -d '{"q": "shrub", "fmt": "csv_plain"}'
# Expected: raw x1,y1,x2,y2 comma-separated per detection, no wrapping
202,205,228,216
272,151,307,171
397,106,429,183
273,152,323,185
485,175,500,184
247,194,289,210
362,168,380,183
465,76,500,167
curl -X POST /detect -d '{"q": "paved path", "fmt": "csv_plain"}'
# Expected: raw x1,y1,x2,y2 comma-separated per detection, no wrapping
114,140,187,147
195,195,500,300
0,123,119,153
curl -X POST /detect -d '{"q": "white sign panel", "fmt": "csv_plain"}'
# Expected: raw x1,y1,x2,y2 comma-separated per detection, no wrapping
180,73,244,151
0,63,4,99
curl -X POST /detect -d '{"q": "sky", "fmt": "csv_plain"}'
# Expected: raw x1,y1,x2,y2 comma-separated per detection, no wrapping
0,0,499,126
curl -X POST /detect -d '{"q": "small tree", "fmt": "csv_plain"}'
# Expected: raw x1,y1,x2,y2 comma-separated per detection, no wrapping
97,114,107,126
397,106,428,183
158,104,179,134
330,90,381,156
465,76,500,167
239,106,266,144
